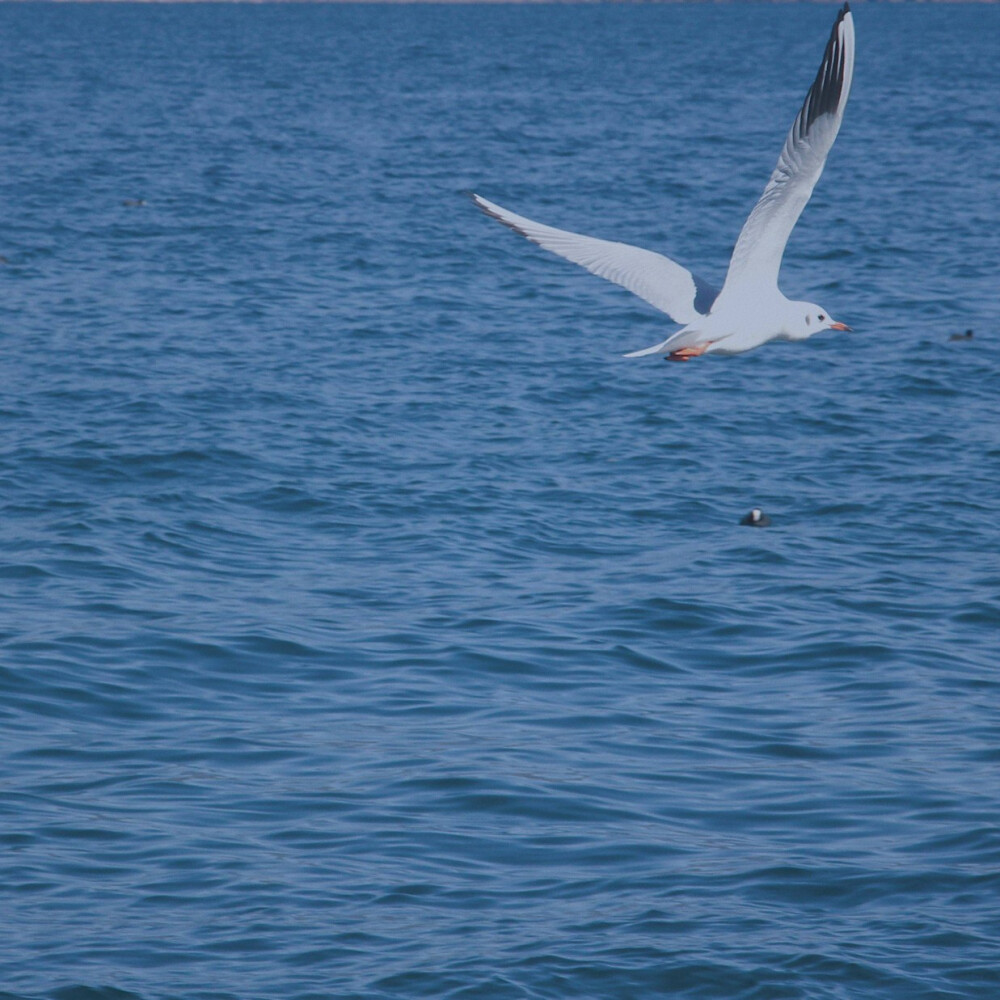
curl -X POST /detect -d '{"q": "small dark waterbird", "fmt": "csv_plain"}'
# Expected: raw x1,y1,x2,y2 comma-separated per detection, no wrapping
740,509,772,528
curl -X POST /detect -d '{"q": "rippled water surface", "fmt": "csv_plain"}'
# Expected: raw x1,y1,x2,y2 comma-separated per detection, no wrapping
2,4,999,999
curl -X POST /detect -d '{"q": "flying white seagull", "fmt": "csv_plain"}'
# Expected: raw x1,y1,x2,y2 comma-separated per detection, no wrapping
472,4,855,361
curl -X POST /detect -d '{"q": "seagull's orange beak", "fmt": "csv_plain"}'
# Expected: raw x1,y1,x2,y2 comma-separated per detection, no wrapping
829,321,851,332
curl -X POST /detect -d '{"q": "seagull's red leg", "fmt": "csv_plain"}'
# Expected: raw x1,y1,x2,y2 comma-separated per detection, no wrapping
665,342,711,362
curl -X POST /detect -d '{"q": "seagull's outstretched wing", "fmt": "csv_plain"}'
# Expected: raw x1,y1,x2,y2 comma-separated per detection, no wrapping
716,3,855,303
471,194,718,325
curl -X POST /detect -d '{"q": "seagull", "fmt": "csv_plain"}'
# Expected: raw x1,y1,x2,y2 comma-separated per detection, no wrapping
471,3,855,362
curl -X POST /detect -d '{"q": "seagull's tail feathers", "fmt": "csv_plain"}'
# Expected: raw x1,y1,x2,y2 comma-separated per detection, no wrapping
623,327,706,358
623,339,673,358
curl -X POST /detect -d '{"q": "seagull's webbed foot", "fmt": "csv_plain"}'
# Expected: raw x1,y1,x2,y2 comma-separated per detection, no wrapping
665,342,711,363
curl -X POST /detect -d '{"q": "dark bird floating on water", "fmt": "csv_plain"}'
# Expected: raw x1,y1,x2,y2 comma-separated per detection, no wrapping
740,509,772,527
949,329,974,341
472,4,855,362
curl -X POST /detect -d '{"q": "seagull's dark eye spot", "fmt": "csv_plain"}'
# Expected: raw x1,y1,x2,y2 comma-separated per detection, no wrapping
805,315,811,326
819,314,825,321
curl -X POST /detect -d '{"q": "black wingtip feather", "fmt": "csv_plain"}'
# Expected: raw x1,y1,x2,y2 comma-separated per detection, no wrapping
798,3,851,138
470,193,538,244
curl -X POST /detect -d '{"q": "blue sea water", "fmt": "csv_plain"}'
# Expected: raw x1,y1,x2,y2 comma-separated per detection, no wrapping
1,3,999,998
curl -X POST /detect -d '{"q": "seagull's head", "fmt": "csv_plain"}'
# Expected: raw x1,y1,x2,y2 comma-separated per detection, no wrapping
790,302,852,340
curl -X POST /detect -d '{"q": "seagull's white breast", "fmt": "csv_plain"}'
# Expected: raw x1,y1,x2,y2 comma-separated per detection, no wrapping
700,295,795,355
